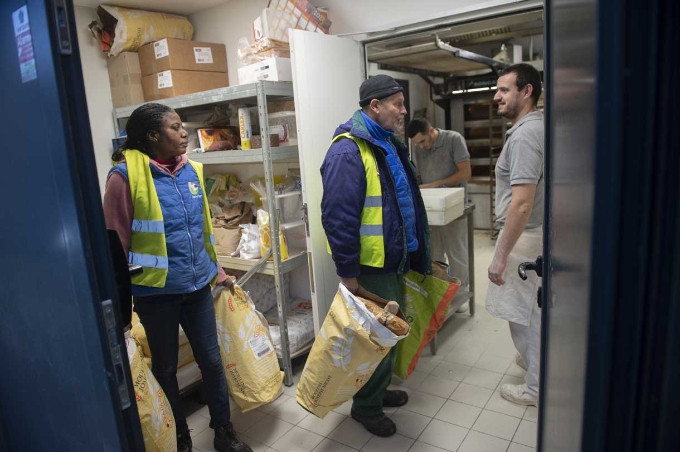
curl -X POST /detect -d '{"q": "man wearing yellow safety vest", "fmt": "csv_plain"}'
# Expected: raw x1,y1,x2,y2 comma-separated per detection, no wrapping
320,75,431,437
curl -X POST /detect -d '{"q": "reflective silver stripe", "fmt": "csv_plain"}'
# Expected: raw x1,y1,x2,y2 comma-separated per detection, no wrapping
128,251,169,269
364,196,382,208
131,219,164,234
209,234,216,246
360,224,383,236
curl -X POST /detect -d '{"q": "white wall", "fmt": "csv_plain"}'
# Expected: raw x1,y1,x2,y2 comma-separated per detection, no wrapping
74,6,116,192
190,1,269,87
318,0,485,34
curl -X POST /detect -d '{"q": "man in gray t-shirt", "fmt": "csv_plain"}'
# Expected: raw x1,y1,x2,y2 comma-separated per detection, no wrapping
495,112,544,228
408,118,472,295
485,63,544,408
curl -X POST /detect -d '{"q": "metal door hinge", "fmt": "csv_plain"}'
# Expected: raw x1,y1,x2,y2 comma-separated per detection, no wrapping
52,0,73,55
102,300,131,410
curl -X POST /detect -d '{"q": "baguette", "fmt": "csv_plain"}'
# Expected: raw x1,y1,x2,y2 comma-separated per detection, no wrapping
356,296,410,335
384,301,399,315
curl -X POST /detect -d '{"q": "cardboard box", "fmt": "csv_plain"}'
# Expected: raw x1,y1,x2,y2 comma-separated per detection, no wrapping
107,52,144,108
237,57,292,84
142,70,229,101
138,38,227,76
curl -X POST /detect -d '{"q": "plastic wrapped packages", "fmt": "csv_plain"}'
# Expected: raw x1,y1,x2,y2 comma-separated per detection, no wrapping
264,300,315,355
224,271,291,314
247,175,286,207
257,209,289,261
205,174,240,213
88,5,194,56
268,111,297,141
237,36,290,68
233,224,261,259
252,175,303,224
125,333,177,452
296,285,408,418
196,127,240,152
213,286,284,412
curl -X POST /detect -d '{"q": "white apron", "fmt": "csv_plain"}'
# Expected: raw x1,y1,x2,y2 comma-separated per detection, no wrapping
486,226,543,326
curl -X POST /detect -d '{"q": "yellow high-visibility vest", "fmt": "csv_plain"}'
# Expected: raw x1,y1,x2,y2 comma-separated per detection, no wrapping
123,149,217,287
327,133,385,268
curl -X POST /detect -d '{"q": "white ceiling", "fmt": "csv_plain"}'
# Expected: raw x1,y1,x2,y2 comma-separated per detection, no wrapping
73,0,230,15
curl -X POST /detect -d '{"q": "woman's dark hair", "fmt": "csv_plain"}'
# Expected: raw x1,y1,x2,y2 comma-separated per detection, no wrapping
112,103,173,161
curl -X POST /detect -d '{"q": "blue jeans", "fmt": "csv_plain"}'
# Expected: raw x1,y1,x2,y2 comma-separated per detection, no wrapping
134,284,230,431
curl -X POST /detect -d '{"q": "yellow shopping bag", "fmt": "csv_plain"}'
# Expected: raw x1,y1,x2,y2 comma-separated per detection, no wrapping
214,286,284,412
296,284,408,419
125,334,176,452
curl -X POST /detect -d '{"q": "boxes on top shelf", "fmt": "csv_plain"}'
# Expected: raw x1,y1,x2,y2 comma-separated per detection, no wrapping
107,52,144,108
138,38,228,76
142,70,229,101
238,57,292,84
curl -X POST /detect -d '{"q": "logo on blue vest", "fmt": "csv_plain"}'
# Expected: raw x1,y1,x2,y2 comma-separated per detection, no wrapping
188,182,199,195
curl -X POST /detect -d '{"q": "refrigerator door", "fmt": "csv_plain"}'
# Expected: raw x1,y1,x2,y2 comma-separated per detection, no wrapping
0,1,142,450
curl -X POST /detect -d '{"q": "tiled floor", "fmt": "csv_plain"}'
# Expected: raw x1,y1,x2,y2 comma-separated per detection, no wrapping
185,231,537,452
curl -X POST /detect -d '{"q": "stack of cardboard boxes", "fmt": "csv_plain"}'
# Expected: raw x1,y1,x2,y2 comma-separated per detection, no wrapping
106,38,229,107
237,1,331,85
107,52,144,108
139,38,229,101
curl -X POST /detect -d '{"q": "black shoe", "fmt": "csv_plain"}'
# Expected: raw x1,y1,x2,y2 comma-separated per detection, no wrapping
214,422,252,452
351,409,397,437
177,428,192,452
383,389,408,408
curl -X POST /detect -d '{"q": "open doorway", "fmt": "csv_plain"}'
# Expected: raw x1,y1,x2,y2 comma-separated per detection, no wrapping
364,9,544,237
360,9,547,450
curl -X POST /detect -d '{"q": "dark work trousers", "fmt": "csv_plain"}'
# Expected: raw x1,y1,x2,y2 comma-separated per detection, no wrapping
352,273,405,415
134,284,231,432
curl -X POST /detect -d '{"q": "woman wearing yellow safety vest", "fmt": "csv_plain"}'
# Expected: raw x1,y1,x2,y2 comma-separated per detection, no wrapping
103,103,252,452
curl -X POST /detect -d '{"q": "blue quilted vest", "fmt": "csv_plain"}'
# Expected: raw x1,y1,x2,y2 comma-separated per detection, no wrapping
110,161,218,297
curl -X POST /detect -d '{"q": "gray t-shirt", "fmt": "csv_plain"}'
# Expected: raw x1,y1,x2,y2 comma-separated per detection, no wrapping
495,111,544,228
412,129,470,192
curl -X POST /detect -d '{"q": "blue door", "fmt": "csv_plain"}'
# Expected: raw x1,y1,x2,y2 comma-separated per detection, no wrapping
0,1,142,449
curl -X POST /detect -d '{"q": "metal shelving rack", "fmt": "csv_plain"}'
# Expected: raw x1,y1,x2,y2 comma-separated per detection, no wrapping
464,99,507,238
113,81,302,386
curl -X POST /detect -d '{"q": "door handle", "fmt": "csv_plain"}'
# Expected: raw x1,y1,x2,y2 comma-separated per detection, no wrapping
52,0,73,55
518,255,543,280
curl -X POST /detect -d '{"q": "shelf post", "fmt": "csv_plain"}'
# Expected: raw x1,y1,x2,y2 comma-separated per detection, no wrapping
257,82,294,386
